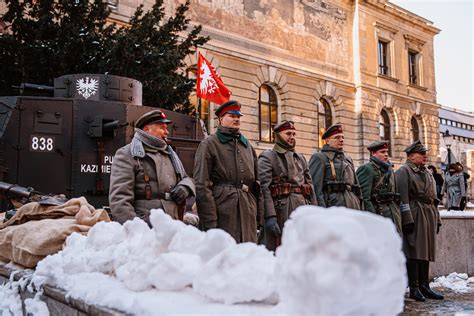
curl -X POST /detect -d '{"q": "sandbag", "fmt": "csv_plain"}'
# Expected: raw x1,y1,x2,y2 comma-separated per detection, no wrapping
0,197,109,267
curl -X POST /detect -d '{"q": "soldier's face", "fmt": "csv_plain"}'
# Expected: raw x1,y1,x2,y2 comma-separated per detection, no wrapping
372,148,389,162
409,152,428,166
219,113,241,129
326,133,344,150
143,122,169,139
279,130,297,146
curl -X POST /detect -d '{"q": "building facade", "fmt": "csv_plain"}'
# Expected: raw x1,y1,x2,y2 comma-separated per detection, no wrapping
1,0,441,167
439,106,474,200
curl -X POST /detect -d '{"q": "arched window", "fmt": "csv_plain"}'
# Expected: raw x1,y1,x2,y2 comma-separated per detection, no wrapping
379,109,391,154
186,66,210,132
411,116,420,142
318,98,333,148
259,84,278,142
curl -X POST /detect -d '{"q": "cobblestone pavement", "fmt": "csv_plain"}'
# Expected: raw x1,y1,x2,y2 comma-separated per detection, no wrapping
402,288,474,315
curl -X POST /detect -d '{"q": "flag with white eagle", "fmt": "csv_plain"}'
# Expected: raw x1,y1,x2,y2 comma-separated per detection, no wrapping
196,52,231,105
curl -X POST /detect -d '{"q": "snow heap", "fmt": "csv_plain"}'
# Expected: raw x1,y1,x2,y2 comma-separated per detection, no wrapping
3,206,407,315
276,206,407,316
431,272,474,293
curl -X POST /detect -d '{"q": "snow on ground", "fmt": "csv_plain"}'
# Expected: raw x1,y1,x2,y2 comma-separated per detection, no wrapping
431,273,474,293
439,210,474,218
2,206,407,315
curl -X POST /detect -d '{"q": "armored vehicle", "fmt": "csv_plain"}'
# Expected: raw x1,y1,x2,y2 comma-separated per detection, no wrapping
0,74,205,210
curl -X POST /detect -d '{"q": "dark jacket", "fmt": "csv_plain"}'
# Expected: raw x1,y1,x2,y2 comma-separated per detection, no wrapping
308,145,361,210
357,158,402,235
258,149,317,250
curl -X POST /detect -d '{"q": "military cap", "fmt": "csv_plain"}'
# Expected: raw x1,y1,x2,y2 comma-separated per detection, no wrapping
273,120,296,133
367,140,389,152
404,140,428,154
135,110,172,129
215,100,242,117
321,124,343,140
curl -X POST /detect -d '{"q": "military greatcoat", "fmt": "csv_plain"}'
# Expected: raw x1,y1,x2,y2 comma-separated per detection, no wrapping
258,149,317,250
193,132,262,243
395,161,440,261
357,159,402,235
109,144,195,224
308,145,362,210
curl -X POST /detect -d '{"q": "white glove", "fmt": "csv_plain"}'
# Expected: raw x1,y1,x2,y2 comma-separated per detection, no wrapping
183,212,200,226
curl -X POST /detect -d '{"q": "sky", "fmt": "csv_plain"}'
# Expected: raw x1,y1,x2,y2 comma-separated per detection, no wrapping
391,0,473,113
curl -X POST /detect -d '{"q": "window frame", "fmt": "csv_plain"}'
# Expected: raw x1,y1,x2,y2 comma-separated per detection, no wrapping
378,40,390,76
317,98,333,149
379,109,392,155
408,50,419,85
258,84,278,143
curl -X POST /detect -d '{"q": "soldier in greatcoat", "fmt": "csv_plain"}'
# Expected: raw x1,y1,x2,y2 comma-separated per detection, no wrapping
356,141,402,235
308,124,362,210
395,140,443,301
109,110,195,225
193,100,262,243
258,121,317,251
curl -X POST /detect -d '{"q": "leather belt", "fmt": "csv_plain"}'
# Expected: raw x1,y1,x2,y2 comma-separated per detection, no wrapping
135,192,172,201
214,182,249,192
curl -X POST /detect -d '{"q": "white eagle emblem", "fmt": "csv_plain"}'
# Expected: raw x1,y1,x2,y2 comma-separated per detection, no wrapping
76,77,99,99
199,62,219,95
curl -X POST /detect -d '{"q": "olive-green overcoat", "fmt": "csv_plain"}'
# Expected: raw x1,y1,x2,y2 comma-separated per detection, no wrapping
258,149,317,250
308,145,361,210
193,133,262,243
356,160,402,235
395,161,441,261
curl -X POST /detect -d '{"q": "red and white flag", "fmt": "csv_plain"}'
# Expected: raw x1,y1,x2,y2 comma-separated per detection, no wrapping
196,52,231,105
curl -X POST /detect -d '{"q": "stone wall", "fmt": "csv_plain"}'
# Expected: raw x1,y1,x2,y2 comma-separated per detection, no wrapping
430,214,474,279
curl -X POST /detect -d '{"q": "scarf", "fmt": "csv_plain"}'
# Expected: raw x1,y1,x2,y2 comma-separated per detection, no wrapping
321,144,344,155
273,133,295,154
130,128,187,180
370,156,392,173
216,125,248,147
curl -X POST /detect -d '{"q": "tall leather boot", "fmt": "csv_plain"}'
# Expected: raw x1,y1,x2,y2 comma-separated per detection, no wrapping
406,259,425,301
419,261,444,300
419,282,444,300
409,287,426,302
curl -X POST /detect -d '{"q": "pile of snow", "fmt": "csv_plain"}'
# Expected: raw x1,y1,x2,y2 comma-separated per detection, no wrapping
431,273,474,293
2,206,407,315
276,206,406,316
439,210,474,218
31,209,277,314
0,270,49,316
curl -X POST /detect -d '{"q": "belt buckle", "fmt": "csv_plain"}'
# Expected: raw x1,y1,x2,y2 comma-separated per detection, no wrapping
242,184,249,192
164,192,171,200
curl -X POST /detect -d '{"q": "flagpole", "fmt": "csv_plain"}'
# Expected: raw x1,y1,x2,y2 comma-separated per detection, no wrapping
195,97,201,139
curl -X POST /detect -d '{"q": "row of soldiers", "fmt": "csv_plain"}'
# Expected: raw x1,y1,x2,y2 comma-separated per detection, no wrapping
109,100,442,302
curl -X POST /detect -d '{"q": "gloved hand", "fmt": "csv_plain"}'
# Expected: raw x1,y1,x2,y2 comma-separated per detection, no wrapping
265,216,281,237
402,222,415,235
437,222,441,234
171,185,190,204
183,212,200,226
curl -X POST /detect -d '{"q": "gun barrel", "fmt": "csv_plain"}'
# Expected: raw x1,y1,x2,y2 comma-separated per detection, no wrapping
0,182,33,199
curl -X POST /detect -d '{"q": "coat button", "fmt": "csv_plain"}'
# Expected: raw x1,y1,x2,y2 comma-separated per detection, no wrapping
241,169,244,172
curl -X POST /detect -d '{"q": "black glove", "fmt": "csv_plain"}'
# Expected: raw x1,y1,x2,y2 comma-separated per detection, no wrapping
170,185,190,204
265,216,281,237
402,222,415,235
437,222,441,234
